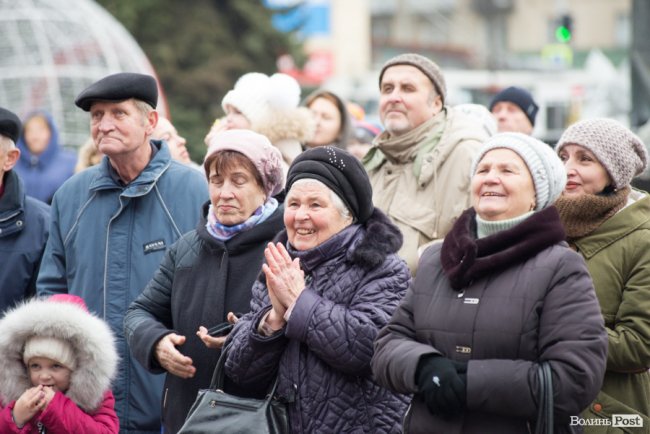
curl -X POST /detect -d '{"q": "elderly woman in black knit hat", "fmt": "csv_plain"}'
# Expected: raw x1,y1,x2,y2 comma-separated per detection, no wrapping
224,146,410,433
555,118,650,430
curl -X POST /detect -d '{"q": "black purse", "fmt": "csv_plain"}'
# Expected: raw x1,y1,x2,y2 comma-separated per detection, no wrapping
177,343,289,434
535,362,554,434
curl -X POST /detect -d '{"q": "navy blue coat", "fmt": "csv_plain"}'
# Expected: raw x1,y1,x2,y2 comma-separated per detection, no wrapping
0,170,49,313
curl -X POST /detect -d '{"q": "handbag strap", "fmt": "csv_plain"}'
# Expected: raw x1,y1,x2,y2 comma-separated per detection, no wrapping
534,361,554,434
209,341,281,402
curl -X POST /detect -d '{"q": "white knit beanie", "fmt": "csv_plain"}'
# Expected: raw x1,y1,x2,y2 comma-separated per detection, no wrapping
23,336,76,370
471,132,567,211
221,72,301,127
556,118,649,189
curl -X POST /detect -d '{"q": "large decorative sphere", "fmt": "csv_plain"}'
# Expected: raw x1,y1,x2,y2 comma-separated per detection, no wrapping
0,0,166,148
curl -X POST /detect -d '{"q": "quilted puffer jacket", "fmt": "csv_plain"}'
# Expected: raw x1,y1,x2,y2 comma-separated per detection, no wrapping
225,208,411,433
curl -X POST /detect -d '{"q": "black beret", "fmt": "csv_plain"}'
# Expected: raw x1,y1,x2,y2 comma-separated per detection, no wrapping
286,146,374,224
75,72,158,111
0,107,21,143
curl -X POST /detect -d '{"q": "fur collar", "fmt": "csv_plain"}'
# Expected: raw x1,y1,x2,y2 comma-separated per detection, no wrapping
0,298,118,412
440,207,565,290
349,207,403,270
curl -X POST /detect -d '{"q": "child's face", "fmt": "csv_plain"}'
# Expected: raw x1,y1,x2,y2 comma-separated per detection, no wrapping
27,357,72,393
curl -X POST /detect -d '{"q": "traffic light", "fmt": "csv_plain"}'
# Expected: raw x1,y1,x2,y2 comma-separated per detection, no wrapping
555,14,573,43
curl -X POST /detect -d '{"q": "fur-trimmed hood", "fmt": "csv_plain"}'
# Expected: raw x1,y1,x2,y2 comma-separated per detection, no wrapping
0,298,118,412
253,106,315,145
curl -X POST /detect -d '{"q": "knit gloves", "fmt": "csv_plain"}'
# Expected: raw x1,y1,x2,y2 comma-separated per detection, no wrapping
415,355,467,416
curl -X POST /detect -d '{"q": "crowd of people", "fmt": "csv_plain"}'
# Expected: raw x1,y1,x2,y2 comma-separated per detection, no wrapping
0,51,648,434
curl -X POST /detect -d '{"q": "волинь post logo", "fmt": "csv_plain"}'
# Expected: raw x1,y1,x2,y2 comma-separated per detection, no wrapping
570,414,643,428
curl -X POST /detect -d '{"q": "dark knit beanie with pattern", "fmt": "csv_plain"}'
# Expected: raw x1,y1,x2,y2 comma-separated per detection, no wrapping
286,146,374,223
556,118,648,189
378,53,447,105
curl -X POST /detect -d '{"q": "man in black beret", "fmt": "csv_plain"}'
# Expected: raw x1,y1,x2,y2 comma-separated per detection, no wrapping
0,107,50,313
36,72,208,434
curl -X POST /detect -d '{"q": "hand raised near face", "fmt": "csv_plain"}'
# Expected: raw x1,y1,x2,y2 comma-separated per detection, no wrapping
13,385,47,427
262,242,305,310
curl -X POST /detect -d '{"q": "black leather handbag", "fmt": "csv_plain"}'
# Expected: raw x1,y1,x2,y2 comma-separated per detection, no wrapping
178,344,289,434
535,362,554,434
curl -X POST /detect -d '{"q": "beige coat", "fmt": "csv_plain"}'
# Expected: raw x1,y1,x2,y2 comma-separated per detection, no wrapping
364,107,489,274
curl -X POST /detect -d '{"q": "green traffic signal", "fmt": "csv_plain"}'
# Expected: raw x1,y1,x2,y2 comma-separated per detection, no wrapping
555,14,573,43
555,25,571,43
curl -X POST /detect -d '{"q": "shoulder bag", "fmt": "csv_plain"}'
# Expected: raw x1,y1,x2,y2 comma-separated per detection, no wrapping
177,343,289,434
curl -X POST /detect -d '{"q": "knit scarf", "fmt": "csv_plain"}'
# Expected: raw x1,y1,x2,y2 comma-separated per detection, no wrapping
206,197,278,241
364,111,445,175
440,207,566,291
555,186,630,241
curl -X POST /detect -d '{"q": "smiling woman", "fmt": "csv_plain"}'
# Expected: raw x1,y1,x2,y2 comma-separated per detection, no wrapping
372,132,608,433
224,146,411,433
471,148,536,221
284,178,352,251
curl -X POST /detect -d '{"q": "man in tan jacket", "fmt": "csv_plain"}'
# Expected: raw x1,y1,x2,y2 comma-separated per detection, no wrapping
364,53,489,274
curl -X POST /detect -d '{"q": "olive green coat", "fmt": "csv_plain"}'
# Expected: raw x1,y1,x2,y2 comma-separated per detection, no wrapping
574,190,650,433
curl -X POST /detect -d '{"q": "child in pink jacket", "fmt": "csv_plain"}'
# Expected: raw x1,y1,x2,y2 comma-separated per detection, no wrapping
0,294,119,433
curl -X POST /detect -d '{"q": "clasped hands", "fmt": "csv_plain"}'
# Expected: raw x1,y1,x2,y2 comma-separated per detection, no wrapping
416,355,467,417
262,242,305,330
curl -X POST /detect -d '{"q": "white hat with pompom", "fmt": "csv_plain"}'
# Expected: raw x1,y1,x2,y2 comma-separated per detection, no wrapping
221,72,301,127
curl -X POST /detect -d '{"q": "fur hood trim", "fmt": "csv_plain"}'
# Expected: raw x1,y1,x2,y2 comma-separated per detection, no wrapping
349,207,403,270
0,298,118,412
254,106,315,144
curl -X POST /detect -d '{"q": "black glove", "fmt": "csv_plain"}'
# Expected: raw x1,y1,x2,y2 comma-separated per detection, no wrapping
415,355,467,416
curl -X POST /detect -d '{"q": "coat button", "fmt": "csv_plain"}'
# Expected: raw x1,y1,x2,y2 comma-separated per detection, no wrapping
593,403,602,412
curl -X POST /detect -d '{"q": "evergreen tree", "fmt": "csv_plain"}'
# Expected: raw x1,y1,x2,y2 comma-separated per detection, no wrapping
96,0,304,160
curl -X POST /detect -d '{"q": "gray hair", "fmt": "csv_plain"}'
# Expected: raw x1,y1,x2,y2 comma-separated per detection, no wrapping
133,99,155,125
0,134,15,152
289,178,353,222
